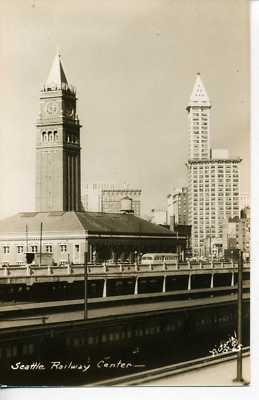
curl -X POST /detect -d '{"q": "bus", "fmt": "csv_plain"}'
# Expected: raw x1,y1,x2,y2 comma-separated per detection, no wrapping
141,253,178,265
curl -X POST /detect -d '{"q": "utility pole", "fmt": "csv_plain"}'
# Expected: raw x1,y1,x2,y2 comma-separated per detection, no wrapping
39,222,43,267
233,250,246,384
84,251,88,320
25,224,29,253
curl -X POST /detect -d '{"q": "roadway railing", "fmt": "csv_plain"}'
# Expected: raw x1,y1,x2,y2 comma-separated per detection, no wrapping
0,262,250,279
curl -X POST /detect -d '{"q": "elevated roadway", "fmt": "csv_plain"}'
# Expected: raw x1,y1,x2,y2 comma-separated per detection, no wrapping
0,262,250,285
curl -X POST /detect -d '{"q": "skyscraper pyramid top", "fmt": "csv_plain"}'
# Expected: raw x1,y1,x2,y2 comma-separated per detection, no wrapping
44,51,69,90
187,73,211,108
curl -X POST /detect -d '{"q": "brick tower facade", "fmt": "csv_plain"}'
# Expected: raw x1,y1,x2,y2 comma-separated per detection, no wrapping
35,53,81,211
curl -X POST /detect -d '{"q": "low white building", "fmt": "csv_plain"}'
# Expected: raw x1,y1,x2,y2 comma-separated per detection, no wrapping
0,211,185,266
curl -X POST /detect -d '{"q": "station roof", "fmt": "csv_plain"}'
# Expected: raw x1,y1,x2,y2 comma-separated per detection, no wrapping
0,211,175,237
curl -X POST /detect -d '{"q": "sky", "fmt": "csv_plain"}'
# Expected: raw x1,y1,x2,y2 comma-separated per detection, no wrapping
0,0,250,219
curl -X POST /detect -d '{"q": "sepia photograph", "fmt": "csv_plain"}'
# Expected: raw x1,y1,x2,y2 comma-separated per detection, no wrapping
0,0,253,392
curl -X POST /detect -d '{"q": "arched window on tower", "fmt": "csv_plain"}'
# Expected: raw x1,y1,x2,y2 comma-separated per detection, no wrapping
54,131,58,141
42,132,46,142
48,131,52,141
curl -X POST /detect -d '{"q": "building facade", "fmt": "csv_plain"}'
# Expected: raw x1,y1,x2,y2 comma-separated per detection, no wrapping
222,206,250,261
101,189,141,215
167,187,188,226
82,184,142,216
36,53,81,212
150,209,168,226
186,74,241,256
239,192,249,211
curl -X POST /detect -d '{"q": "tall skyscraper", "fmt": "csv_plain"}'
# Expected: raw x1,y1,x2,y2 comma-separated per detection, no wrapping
186,74,241,256
35,52,81,211
187,73,211,160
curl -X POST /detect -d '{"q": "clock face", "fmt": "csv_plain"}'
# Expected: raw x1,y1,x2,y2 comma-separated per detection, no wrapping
46,101,59,115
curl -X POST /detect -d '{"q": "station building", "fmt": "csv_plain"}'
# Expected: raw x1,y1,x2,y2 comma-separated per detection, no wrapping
0,53,187,266
0,211,186,266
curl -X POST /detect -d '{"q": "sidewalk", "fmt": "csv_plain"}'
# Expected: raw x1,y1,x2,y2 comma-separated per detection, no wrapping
142,357,250,386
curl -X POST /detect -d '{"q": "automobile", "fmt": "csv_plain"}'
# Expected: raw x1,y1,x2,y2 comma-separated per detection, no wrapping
187,257,198,262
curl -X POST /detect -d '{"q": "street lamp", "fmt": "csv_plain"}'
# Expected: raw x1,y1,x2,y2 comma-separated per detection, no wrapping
233,250,247,384
84,251,88,320
134,251,138,264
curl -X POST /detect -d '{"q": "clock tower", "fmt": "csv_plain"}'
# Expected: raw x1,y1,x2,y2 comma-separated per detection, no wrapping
36,52,81,211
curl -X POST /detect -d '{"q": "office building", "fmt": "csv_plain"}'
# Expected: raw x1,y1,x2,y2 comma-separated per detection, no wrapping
150,209,168,226
82,184,141,216
167,187,188,226
186,74,241,256
222,206,250,261
239,192,249,211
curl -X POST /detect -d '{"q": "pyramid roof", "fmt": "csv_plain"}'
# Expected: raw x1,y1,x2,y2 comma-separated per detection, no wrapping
45,51,68,89
188,73,210,107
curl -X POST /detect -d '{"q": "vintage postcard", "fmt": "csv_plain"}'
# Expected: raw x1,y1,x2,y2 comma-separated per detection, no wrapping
0,0,252,392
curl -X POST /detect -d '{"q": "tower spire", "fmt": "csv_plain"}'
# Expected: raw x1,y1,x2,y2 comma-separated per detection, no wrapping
187,73,211,160
45,51,68,90
188,73,210,108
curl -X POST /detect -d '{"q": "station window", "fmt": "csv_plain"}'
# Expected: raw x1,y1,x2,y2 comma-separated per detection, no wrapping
12,346,17,357
3,246,10,254
73,338,80,347
101,334,107,343
88,336,94,345
31,246,38,253
28,343,34,355
6,346,17,358
80,337,85,345
6,347,12,359
109,333,115,342
17,246,24,254
22,344,28,355
46,245,53,253
60,245,67,253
